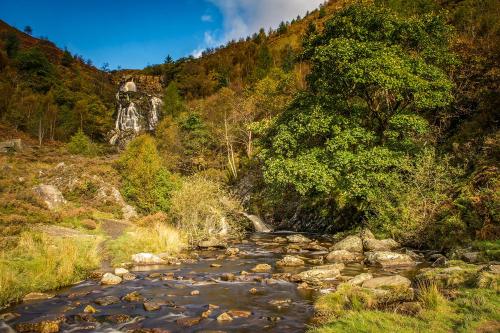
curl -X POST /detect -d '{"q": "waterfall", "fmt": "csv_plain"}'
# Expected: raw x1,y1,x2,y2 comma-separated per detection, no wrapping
242,213,273,233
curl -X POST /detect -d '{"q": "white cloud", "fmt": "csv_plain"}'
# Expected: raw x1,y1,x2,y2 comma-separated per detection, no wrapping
192,0,325,56
201,14,213,22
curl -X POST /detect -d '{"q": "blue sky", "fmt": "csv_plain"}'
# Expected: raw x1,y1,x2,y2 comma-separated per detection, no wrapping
0,0,324,69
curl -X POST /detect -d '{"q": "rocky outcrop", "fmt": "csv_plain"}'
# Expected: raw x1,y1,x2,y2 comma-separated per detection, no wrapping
0,139,23,153
32,184,67,210
109,75,164,148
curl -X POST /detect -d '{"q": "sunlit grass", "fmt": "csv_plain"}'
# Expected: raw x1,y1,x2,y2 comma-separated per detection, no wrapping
107,222,187,265
0,231,102,307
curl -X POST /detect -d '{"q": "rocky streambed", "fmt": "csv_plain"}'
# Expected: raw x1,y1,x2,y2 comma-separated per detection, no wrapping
0,231,473,333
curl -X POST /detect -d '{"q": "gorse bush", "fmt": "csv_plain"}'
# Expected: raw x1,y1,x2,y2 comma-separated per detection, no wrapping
170,175,244,244
117,135,178,214
67,129,99,156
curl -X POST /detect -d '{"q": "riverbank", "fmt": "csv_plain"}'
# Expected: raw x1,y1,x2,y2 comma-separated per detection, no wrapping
1,231,498,332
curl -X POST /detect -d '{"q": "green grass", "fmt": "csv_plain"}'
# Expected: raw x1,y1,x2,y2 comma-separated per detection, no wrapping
309,288,500,333
0,231,102,307
472,240,500,261
106,223,187,265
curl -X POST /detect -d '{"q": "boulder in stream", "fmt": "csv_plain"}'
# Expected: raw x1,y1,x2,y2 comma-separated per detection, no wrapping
363,238,400,251
365,251,415,267
362,275,411,289
276,255,305,267
286,234,311,243
332,235,363,253
100,273,122,285
251,263,272,272
131,252,166,265
291,264,344,285
326,250,363,263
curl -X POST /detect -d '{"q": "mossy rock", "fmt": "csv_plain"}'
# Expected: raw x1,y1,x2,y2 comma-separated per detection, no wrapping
416,260,481,288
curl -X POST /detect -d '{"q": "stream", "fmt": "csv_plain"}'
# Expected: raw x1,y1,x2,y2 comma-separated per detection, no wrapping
1,232,421,333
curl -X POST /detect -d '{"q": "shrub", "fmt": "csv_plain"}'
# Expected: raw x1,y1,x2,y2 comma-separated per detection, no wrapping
107,222,186,265
67,129,99,156
170,175,245,244
0,231,101,306
367,149,465,248
117,135,178,214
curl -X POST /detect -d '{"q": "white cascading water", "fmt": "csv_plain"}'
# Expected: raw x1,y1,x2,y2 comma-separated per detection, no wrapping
149,97,163,130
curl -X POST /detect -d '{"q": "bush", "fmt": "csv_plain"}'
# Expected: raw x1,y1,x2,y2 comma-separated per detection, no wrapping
367,149,465,248
67,129,99,156
0,231,101,306
170,175,245,244
117,135,178,214
107,222,186,265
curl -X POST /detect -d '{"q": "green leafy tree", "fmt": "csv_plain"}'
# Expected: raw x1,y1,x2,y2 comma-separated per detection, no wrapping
259,3,456,218
67,129,99,156
163,82,184,118
117,135,178,213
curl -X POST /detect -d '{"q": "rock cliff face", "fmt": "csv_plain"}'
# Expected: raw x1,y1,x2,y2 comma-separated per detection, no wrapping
109,75,164,148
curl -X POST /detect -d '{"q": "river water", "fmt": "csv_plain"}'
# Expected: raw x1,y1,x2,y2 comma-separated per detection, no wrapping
1,232,419,332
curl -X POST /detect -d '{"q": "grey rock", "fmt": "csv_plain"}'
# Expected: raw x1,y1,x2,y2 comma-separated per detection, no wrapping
346,273,373,286
276,255,305,267
332,235,363,253
363,238,399,251
362,275,411,289
365,251,415,267
286,234,312,243
291,264,344,284
32,184,67,210
100,273,122,285
131,253,165,265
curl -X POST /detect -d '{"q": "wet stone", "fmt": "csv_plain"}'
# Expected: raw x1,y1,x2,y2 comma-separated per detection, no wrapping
23,292,54,302
286,234,311,243
105,314,132,323
74,313,97,322
123,291,145,302
217,312,233,322
0,312,20,321
15,315,65,333
83,305,97,313
276,255,305,267
227,310,251,318
94,295,120,306
251,263,272,272
123,272,137,281
176,316,202,327
143,302,161,311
